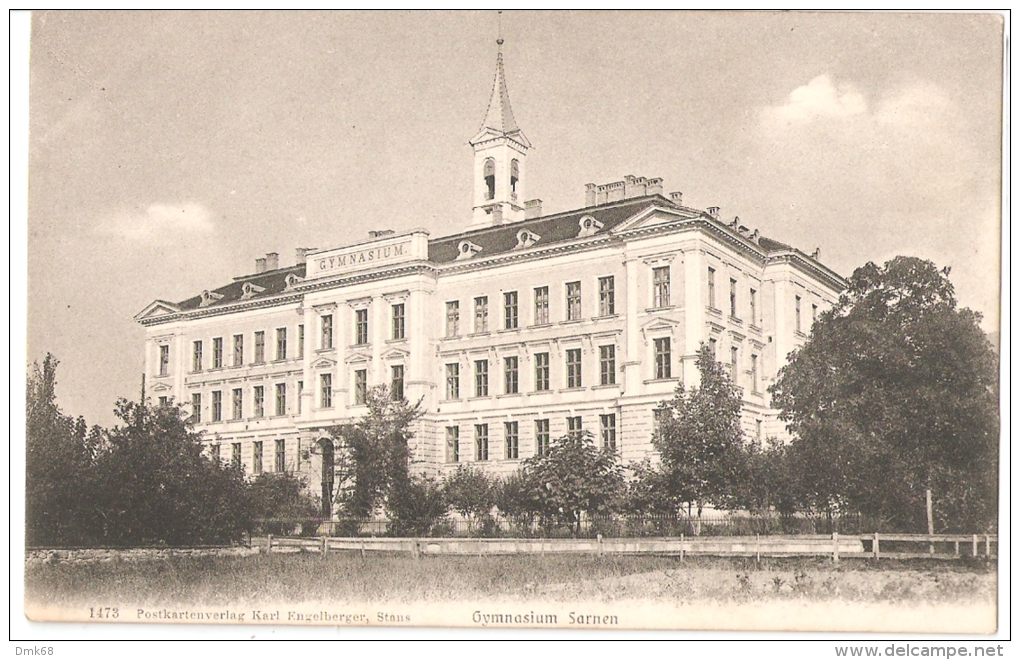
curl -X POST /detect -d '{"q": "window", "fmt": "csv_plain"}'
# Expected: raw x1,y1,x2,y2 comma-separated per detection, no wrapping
191,393,202,423
505,421,519,459
535,419,550,456
653,408,668,435
233,334,244,367
354,369,367,405
504,356,519,394
211,390,222,422
795,296,802,333
445,363,460,399
158,396,168,406
275,382,287,416
275,439,286,473
446,426,460,463
566,348,582,388
729,278,738,318
276,328,287,360
158,345,169,376
653,266,670,308
534,286,549,325
730,346,739,384
212,337,223,369
232,388,243,420
391,364,404,400
296,381,303,413
599,345,616,385
534,352,550,391
598,276,615,316
708,267,716,308
254,331,266,363
297,324,304,358
192,340,203,372
475,424,489,461
654,337,671,379
751,354,759,393
812,303,818,325
210,444,220,463
474,359,489,397
567,415,583,438
253,441,263,475
253,385,264,418
483,158,495,201
566,281,581,320
756,419,763,443
446,301,460,337
355,309,369,345
708,338,717,359
231,442,241,467
600,414,617,452
320,373,333,408
503,291,518,330
474,296,488,333
749,289,758,326
391,303,405,340
321,314,334,349
510,159,519,198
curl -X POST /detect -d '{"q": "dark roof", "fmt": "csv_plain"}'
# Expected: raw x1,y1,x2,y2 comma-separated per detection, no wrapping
428,195,672,264
176,264,306,310
758,235,793,252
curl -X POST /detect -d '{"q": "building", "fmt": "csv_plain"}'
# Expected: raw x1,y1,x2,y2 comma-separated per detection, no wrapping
135,42,844,516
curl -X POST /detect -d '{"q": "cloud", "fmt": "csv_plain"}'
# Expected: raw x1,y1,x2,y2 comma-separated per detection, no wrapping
762,75,867,126
96,202,215,241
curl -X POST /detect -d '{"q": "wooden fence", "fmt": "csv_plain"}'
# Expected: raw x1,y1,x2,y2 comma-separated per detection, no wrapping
254,533,997,562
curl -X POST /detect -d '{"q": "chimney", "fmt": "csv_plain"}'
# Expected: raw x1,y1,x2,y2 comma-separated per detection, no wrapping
647,178,663,196
585,183,597,208
368,229,395,238
707,206,721,219
255,257,267,273
623,175,645,199
265,252,279,271
295,247,316,265
525,199,543,219
669,191,684,205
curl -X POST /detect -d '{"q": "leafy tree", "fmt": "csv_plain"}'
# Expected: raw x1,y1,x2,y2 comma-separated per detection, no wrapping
443,465,496,531
653,344,747,526
25,354,102,546
91,399,251,545
622,459,683,517
330,385,423,519
521,430,624,536
248,472,320,536
494,470,539,535
770,256,999,532
386,473,449,537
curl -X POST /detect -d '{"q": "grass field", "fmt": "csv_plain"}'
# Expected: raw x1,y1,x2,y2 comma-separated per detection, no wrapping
24,552,996,609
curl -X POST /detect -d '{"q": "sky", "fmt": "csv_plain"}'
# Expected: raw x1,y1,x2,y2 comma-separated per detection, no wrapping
24,10,1004,428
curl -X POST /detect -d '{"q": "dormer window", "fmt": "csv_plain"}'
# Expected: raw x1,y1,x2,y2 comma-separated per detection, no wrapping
240,282,266,300
284,273,303,290
514,229,540,250
199,290,224,307
456,240,483,260
577,215,604,238
510,159,519,200
484,158,496,201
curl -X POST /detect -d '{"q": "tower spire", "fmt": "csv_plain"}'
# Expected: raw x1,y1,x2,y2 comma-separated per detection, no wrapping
471,32,530,148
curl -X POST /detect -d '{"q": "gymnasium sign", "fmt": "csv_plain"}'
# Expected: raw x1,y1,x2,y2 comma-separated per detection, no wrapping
307,233,426,280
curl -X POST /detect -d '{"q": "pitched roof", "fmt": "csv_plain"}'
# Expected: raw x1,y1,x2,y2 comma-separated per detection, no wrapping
428,195,669,264
175,264,306,311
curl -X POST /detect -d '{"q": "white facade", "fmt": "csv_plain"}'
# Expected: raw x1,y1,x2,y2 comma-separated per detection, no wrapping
135,46,844,514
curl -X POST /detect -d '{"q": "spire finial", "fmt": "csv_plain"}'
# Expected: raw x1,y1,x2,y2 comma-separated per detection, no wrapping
497,11,503,47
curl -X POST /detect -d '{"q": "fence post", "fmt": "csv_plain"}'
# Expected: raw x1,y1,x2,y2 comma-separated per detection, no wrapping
266,534,273,553
832,532,839,563
985,535,991,557
756,534,760,563
972,534,978,557
679,533,684,562
321,536,328,557
873,532,880,560
954,540,960,557
360,538,366,558
597,534,603,558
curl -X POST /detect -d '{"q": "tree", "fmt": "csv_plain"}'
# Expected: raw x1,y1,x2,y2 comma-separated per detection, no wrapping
248,472,320,536
386,473,449,537
329,385,423,520
494,470,539,535
443,465,496,532
25,354,102,546
653,344,747,525
770,256,999,532
91,399,251,545
521,430,624,536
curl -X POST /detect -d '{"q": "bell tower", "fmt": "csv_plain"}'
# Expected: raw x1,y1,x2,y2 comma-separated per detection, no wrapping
469,38,531,228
